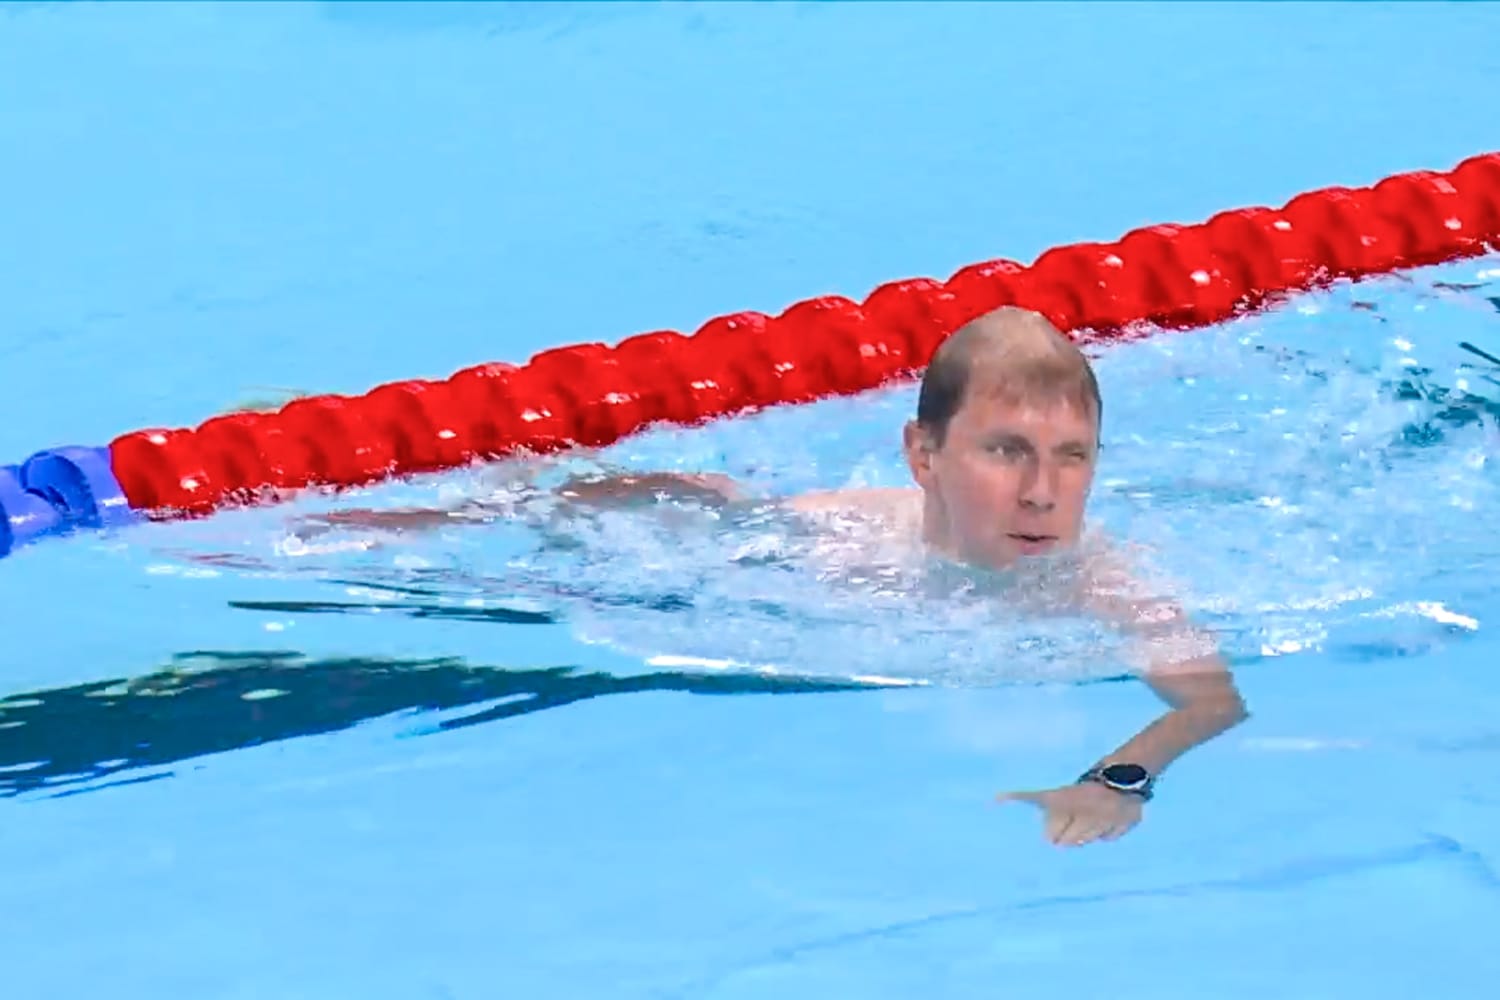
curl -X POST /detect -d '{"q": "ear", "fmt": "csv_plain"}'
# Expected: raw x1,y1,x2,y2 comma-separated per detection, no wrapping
903,420,939,488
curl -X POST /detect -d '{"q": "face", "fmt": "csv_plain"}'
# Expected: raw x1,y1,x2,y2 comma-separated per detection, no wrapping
904,381,1098,570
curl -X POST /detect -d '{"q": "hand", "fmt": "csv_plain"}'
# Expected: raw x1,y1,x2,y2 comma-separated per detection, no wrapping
997,781,1144,847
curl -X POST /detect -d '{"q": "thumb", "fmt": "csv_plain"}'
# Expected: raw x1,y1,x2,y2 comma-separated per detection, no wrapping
995,788,1050,806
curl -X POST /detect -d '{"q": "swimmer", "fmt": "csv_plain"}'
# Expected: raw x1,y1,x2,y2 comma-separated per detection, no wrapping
304,305,1250,847
786,306,1247,846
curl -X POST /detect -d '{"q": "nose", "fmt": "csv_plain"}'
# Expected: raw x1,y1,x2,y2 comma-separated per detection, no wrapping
1019,459,1057,512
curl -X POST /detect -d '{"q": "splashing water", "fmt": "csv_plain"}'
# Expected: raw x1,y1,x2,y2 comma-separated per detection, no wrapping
151,259,1500,687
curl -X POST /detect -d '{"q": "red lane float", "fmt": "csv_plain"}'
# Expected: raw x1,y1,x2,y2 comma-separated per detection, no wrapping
108,152,1500,517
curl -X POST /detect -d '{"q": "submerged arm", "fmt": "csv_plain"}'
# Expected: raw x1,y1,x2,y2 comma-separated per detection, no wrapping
999,587,1249,847
1096,609,1249,776
297,471,748,535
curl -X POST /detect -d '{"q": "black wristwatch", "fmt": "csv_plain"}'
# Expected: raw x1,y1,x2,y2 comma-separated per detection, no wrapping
1077,762,1155,801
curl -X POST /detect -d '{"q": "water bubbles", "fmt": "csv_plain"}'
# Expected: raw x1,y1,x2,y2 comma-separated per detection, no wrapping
149,256,1500,687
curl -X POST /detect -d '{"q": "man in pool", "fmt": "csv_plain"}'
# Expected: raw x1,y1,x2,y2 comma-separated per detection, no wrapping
307,305,1250,848
792,305,1247,846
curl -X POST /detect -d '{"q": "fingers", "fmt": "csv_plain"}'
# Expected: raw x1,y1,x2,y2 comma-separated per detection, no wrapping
1046,809,1074,844
1049,813,1107,847
998,791,1103,843
1046,810,1141,848
997,788,1143,847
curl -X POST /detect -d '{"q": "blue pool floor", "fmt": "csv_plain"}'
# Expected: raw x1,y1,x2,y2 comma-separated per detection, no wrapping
5,647,1500,998
5,2,1500,997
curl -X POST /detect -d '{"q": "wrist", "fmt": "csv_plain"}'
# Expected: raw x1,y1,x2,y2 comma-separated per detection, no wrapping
1077,762,1156,801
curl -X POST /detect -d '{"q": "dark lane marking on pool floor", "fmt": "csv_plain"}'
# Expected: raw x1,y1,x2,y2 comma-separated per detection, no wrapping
0,651,873,799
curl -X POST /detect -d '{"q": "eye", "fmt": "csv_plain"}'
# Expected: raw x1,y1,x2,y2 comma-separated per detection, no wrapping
986,439,1028,459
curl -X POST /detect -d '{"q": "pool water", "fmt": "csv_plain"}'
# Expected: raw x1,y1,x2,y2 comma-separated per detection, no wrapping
4,3,1500,997
100,264,1500,692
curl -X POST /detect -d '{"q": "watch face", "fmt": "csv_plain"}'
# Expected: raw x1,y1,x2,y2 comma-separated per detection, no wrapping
1101,763,1149,787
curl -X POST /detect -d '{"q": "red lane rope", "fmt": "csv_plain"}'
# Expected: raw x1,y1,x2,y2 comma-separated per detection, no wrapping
110,152,1500,517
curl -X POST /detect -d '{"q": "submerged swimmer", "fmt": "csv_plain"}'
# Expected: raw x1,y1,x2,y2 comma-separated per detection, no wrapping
306,305,1250,847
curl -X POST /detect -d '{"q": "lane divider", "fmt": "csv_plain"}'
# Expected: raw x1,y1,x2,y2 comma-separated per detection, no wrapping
4,152,1499,559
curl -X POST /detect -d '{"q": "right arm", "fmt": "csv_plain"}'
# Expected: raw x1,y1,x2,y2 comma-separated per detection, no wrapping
297,471,749,535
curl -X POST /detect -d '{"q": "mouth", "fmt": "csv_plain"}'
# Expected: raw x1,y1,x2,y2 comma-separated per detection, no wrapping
1007,533,1058,552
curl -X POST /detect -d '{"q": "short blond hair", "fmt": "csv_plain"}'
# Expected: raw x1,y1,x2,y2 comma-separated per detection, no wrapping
915,306,1101,444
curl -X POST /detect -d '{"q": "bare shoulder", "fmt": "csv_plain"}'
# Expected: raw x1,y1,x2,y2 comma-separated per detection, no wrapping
1075,535,1227,674
1075,535,1187,625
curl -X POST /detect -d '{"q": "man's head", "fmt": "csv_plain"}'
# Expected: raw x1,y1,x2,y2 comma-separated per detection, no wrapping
903,306,1101,568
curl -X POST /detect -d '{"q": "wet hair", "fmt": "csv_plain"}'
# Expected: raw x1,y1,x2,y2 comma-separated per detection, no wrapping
915,306,1102,446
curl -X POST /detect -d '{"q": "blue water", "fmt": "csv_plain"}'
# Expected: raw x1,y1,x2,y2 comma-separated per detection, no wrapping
4,2,1500,996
